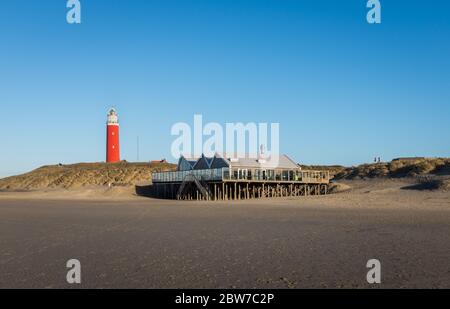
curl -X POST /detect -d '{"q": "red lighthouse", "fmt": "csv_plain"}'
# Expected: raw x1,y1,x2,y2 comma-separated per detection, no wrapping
106,108,120,163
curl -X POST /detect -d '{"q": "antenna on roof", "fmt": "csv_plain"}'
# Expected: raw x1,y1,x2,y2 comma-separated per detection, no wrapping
258,144,267,163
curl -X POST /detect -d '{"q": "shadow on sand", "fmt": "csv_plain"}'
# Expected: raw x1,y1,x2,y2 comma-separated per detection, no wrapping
135,184,155,198
401,177,449,191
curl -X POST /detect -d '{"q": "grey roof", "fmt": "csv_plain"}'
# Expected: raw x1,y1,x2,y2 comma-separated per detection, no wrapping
178,153,300,170
182,158,198,167
177,156,197,171
227,155,299,169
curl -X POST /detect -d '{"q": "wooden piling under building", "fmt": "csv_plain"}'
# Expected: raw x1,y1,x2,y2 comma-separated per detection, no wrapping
149,181,329,201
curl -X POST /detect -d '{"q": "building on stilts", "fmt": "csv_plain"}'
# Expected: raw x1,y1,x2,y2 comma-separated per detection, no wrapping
150,153,330,201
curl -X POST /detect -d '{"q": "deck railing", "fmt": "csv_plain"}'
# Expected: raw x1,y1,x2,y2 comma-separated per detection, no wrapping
152,168,226,183
152,168,329,184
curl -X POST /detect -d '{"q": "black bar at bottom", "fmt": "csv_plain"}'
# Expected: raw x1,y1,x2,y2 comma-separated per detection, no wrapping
0,289,447,307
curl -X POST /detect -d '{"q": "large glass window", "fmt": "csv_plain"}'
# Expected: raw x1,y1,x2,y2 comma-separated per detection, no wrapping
267,170,274,181
262,170,267,180
255,169,261,181
275,170,281,181
223,169,230,180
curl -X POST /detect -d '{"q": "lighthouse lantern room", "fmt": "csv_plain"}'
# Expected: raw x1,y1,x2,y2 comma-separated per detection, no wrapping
106,108,120,163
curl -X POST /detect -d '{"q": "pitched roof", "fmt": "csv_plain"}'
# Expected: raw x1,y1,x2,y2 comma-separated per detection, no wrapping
180,157,197,166
178,156,197,171
177,153,300,170
192,154,211,169
227,154,299,169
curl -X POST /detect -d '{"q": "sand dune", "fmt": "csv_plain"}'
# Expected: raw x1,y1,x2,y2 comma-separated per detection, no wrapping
0,158,449,205
0,162,176,191
303,157,450,179
1,158,449,194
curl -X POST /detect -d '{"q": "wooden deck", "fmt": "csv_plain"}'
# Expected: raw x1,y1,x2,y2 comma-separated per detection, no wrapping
150,168,330,201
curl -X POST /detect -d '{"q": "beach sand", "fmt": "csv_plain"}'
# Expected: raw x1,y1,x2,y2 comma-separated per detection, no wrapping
0,178,449,288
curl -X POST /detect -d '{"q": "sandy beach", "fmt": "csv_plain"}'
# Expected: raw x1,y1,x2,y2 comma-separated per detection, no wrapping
0,179,449,288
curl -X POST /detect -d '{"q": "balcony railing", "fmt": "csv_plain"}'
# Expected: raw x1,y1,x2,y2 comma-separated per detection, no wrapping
152,168,329,184
152,168,225,183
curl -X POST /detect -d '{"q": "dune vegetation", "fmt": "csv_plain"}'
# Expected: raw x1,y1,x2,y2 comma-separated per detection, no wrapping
0,162,176,191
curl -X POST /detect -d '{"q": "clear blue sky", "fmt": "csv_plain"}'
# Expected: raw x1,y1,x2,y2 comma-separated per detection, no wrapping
0,0,449,177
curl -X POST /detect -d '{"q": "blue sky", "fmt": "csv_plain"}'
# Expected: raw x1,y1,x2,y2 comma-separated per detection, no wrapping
0,0,449,177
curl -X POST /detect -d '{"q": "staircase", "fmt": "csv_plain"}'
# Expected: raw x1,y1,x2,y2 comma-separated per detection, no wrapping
177,173,211,200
